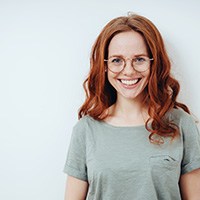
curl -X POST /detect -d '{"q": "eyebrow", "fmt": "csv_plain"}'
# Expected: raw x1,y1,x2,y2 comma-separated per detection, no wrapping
108,53,148,58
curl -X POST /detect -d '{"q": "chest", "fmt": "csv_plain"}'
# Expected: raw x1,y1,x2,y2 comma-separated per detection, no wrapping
86,128,182,182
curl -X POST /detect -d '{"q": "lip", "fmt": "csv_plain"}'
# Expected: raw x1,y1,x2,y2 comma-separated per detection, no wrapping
117,78,141,89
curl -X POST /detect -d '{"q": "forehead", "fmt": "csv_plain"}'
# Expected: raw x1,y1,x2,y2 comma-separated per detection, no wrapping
108,31,148,56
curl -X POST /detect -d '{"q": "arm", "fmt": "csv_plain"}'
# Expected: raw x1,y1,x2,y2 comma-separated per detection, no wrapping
180,168,200,200
64,176,89,200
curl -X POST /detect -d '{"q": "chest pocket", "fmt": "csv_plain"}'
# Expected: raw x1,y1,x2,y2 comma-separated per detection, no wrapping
149,155,179,170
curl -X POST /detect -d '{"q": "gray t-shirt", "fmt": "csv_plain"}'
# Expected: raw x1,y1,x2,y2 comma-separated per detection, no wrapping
63,108,200,200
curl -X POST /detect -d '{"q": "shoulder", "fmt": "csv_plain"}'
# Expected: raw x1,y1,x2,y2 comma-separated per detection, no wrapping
73,115,97,129
168,108,199,135
169,108,199,138
72,115,99,137
168,108,196,125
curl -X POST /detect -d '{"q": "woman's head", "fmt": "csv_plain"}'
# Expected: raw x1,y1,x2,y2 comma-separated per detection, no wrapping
106,30,151,102
81,14,171,114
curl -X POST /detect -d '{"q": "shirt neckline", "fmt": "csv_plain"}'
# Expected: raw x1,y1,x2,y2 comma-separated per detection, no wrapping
87,115,146,130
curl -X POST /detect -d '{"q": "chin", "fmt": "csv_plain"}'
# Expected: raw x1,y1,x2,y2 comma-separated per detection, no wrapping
118,91,143,101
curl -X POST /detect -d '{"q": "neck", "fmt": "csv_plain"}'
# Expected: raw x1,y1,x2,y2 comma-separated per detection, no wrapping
109,94,149,119
104,93,150,127
116,101,142,117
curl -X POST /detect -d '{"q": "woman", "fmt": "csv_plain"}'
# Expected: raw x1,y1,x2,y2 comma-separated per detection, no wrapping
64,13,200,200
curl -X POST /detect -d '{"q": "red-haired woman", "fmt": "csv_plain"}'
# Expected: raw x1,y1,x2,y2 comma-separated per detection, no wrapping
64,14,200,200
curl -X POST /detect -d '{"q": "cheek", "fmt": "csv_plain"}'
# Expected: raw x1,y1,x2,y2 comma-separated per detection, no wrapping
140,71,150,88
107,72,117,85
142,70,150,80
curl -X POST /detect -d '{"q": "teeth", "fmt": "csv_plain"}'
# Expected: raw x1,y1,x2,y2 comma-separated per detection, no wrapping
121,79,138,85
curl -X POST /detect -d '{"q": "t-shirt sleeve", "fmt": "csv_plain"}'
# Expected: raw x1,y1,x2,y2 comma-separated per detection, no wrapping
63,121,88,181
181,114,200,175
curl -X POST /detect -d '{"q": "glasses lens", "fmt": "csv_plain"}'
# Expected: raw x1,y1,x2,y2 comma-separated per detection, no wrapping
108,57,124,73
132,56,150,72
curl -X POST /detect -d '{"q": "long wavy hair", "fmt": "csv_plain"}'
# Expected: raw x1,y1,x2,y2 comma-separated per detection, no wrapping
78,13,190,144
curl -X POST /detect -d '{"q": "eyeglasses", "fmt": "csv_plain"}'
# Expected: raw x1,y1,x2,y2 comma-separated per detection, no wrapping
104,56,153,73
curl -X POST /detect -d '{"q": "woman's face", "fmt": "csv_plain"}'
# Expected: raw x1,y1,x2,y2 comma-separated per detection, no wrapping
107,31,150,102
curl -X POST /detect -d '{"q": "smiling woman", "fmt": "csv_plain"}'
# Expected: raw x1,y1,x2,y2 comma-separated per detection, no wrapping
106,31,151,102
63,13,200,200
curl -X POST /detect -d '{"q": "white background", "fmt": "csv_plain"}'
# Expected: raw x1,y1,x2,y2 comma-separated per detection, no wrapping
0,0,199,199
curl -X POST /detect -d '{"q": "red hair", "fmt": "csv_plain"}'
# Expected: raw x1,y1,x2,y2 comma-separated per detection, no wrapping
78,14,190,143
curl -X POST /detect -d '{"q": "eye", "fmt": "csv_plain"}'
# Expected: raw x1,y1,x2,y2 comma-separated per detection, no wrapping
134,57,146,63
110,57,123,65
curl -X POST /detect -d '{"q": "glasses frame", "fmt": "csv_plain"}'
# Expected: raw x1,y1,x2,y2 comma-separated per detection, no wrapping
104,56,154,74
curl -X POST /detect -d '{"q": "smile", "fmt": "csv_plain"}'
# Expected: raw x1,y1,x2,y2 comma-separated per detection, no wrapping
119,78,141,86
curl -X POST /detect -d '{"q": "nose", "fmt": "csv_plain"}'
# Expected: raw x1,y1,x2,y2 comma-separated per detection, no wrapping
122,59,136,75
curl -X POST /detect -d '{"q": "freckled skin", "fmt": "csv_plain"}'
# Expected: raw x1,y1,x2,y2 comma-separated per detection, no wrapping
107,31,150,102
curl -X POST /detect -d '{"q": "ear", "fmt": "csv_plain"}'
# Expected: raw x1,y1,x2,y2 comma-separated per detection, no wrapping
104,63,108,72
